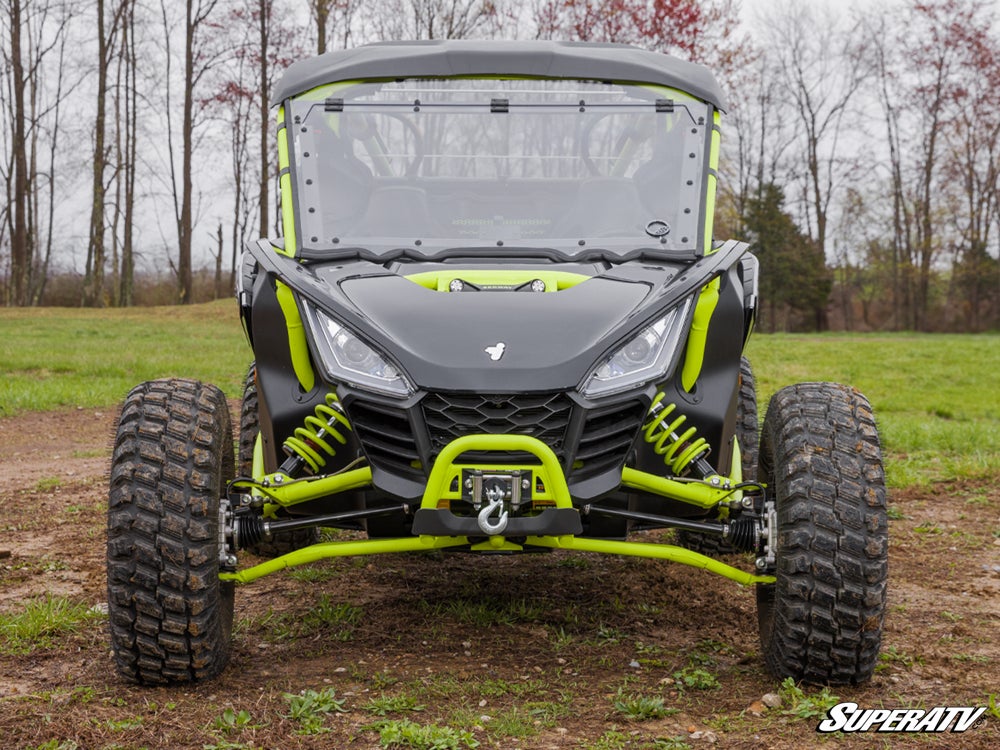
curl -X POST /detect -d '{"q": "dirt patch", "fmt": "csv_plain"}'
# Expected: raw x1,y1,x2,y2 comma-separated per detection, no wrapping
0,408,998,749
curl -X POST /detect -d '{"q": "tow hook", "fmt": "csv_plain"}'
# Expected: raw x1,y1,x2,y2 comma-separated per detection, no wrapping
477,492,509,535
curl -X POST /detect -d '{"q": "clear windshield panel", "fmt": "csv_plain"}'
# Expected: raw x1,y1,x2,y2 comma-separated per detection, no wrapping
289,79,711,253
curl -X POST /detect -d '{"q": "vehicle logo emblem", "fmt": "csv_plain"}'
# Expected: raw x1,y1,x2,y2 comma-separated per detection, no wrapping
484,342,506,361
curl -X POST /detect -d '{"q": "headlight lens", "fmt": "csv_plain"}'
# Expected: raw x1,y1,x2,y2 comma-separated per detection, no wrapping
303,305,413,397
582,298,693,397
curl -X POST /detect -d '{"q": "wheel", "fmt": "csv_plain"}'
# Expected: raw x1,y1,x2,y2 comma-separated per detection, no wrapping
756,382,888,685
107,379,235,684
676,356,758,555
238,363,319,557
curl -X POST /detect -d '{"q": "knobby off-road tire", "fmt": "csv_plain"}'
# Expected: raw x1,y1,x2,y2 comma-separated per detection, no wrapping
676,356,759,555
756,382,888,685
107,379,235,684
239,363,319,557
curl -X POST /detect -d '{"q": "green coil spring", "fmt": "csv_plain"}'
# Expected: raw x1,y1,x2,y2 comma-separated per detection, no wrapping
642,392,711,476
282,392,352,474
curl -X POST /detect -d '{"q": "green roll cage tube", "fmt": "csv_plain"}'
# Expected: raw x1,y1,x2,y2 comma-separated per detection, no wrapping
220,431,775,588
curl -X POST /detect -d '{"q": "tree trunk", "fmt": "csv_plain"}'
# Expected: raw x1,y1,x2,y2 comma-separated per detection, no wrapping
84,0,109,307
178,0,196,303
9,0,32,306
120,0,136,306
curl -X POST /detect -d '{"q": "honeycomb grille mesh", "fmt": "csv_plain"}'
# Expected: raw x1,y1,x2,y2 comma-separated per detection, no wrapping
422,392,573,456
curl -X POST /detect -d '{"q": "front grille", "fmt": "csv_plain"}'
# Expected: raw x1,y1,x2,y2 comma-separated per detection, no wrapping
575,400,646,476
422,392,573,459
347,400,421,476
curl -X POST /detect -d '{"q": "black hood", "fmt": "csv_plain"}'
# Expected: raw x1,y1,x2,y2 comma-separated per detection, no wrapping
246,241,749,394
337,272,651,391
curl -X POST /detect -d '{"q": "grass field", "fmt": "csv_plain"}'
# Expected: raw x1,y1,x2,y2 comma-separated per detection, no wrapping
0,300,251,415
1,302,997,487
2,303,999,749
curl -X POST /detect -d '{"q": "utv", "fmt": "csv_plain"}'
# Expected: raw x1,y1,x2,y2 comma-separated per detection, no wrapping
107,40,888,686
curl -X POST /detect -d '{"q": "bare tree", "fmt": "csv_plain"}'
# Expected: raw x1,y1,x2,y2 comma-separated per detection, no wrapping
762,2,866,329
1,0,73,306
159,0,223,303
82,0,131,307
309,0,359,54
865,0,997,331
117,0,138,306
5,0,32,306
369,0,500,41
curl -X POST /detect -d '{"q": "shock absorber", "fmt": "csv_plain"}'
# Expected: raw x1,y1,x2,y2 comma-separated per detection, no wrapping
642,392,714,478
279,392,352,476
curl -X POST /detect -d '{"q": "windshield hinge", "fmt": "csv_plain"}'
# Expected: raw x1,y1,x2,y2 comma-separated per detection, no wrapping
490,98,509,113
656,98,675,113
325,97,344,112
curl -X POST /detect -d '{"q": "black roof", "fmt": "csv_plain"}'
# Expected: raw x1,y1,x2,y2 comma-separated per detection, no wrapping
273,40,727,111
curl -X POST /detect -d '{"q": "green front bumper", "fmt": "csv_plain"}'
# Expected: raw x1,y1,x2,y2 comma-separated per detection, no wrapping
220,434,774,586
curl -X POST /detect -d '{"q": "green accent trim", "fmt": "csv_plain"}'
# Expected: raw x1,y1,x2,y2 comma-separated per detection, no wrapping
703,111,721,256
276,106,297,258
274,281,315,393
621,466,732,509
255,467,372,508
220,532,773,586
421,434,572,510
405,269,590,292
680,277,720,391
251,433,280,517
526,536,774,586
220,535,469,584
252,433,264,480
731,438,743,485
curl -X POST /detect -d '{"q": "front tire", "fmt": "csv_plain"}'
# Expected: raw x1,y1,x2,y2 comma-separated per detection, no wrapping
756,382,888,685
107,379,235,684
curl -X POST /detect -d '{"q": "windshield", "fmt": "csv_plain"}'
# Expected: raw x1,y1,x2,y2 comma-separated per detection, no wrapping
288,79,711,256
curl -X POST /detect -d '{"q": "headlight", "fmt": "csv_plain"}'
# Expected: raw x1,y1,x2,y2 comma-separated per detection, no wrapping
581,298,693,397
303,305,413,397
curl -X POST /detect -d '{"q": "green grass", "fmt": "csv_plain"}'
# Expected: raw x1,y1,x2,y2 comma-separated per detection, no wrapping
368,718,480,749
612,690,677,720
0,301,249,416
363,694,427,717
776,677,841,721
282,687,348,735
1,303,996,487
747,333,1000,486
0,596,103,655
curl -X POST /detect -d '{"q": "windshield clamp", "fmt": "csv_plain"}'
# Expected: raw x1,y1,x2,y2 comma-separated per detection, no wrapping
490,98,509,113
324,97,344,112
655,98,675,113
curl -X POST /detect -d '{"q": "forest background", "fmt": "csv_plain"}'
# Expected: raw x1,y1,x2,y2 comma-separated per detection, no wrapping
2,0,998,333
